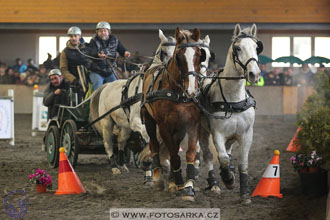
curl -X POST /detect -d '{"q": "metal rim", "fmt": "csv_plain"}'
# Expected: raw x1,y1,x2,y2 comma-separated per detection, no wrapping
60,119,79,167
45,125,60,168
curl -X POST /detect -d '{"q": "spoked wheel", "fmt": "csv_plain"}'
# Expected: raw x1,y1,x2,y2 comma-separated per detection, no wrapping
60,119,79,167
45,125,60,168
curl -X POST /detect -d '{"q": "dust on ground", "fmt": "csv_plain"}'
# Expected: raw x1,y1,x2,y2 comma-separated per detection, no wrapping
0,114,327,220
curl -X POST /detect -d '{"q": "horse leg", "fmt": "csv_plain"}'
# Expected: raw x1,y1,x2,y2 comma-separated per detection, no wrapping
142,108,164,191
238,128,253,205
213,133,235,190
179,127,199,201
130,115,150,144
136,144,153,187
116,128,131,173
101,119,119,174
199,128,220,194
226,140,236,173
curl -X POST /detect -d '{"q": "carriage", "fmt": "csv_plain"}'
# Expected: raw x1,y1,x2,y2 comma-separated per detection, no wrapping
44,81,144,168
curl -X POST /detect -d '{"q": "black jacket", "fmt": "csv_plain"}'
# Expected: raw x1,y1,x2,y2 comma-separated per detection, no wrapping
88,35,127,77
43,80,70,119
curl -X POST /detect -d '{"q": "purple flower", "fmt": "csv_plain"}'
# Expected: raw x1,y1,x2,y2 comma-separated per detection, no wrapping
290,156,296,162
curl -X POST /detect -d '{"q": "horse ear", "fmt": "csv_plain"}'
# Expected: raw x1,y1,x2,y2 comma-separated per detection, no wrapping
234,24,241,37
191,28,200,41
159,29,168,43
175,27,185,43
204,35,210,46
250,24,257,37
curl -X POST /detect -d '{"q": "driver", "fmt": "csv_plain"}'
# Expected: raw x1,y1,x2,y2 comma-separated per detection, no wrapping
43,69,70,119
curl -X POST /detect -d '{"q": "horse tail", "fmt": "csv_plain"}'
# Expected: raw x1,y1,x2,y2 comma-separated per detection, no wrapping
89,84,108,135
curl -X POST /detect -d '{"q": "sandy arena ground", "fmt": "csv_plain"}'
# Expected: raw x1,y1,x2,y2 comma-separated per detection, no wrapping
0,114,327,220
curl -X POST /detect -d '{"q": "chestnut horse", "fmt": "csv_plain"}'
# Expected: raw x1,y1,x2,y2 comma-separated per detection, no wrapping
142,27,205,201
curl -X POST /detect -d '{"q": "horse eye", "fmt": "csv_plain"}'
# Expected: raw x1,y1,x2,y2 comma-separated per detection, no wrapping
236,47,241,52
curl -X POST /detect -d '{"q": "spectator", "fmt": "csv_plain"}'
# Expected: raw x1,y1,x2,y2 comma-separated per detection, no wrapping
6,68,16,84
12,58,28,74
264,71,280,86
282,67,294,86
26,71,40,86
27,58,39,72
43,69,70,119
17,72,27,85
38,65,49,85
319,64,330,81
0,64,11,84
299,64,314,85
88,21,131,91
259,64,268,78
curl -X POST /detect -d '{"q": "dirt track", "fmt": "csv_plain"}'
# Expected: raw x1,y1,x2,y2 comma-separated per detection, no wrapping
0,114,327,220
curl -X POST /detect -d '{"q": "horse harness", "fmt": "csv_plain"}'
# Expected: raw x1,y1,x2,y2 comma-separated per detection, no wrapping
83,72,145,129
232,33,263,76
200,69,256,119
121,73,144,121
143,42,205,105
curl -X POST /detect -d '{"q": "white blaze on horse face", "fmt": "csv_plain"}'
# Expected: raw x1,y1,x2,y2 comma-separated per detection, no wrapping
184,47,197,95
240,38,261,83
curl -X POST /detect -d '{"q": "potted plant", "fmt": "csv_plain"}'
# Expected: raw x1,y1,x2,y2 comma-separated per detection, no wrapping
28,168,53,193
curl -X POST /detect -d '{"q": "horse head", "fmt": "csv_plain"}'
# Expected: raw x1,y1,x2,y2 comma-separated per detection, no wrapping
158,29,176,64
199,35,215,76
231,24,262,84
172,27,205,96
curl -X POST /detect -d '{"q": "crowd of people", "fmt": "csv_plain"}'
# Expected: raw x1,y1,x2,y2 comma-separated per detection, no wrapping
0,58,50,86
258,63,330,86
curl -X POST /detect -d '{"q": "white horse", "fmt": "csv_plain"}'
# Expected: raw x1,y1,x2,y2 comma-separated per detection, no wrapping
199,24,261,204
89,30,176,175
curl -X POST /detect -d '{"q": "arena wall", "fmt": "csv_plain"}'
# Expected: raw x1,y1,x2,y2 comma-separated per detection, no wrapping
0,0,329,23
0,85,313,115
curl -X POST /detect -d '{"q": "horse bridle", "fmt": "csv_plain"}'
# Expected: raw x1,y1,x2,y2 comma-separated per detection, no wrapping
167,41,206,98
231,33,263,78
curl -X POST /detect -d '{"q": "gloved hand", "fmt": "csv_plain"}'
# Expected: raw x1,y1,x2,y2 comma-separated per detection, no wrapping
72,79,80,87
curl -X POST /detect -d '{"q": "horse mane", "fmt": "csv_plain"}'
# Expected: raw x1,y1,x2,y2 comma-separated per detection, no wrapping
89,84,108,135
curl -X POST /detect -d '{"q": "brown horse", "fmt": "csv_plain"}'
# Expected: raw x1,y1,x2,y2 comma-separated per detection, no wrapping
141,27,205,201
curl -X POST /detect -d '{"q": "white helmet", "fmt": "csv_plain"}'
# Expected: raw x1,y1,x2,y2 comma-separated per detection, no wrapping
67,26,82,35
96,21,111,30
48,69,61,77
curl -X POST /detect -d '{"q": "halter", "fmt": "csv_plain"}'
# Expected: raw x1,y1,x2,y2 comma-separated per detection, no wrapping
168,41,206,98
231,33,263,79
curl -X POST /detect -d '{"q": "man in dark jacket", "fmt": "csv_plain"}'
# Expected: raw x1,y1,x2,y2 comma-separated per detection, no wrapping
88,21,131,91
43,69,70,119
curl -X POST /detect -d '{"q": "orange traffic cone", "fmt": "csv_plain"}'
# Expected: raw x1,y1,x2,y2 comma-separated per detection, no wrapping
55,147,86,195
251,150,283,198
286,127,302,152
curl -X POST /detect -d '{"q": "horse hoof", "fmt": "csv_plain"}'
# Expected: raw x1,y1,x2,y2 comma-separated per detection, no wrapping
224,172,235,190
177,186,195,201
182,195,195,202
120,164,129,173
211,186,221,194
240,193,251,205
112,168,121,175
240,198,252,205
168,182,176,193
144,181,154,188
153,181,165,191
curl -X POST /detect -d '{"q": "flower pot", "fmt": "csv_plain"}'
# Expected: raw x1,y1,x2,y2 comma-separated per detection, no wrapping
36,184,47,193
309,167,320,173
299,168,328,196
299,168,308,173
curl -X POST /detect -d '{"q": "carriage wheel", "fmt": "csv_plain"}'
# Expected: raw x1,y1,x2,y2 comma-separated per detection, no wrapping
60,119,79,167
45,125,60,168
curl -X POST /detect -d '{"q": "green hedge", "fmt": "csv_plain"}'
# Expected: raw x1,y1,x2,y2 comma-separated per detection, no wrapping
296,72,330,160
